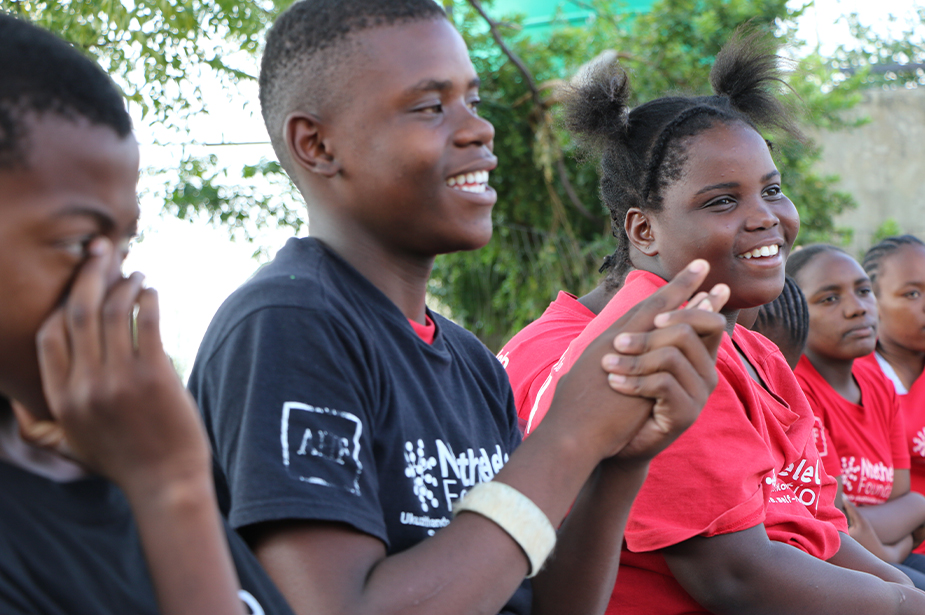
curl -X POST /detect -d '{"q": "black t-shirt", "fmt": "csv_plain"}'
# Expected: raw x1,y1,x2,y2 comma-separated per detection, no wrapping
0,459,293,615
188,237,531,614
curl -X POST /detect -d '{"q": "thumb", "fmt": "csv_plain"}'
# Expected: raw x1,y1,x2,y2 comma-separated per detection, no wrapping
10,400,78,461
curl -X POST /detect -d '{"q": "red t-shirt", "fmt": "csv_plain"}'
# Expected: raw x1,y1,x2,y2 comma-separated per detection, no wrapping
526,270,846,615
858,352,925,511
795,355,910,505
495,291,596,433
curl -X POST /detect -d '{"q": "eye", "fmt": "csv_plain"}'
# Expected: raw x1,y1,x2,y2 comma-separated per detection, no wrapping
858,286,872,297
763,185,782,198
818,295,838,305
905,289,922,300
704,196,735,210
58,235,95,259
467,97,482,113
416,102,443,115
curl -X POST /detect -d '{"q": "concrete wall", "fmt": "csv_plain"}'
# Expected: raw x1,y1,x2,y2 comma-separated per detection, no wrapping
813,86,925,254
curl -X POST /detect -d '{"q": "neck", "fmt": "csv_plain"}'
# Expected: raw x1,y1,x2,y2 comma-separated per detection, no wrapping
578,284,619,316
805,350,856,398
310,213,432,323
877,336,925,390
723,310,739,337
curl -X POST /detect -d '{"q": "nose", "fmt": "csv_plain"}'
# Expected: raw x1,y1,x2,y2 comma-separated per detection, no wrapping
454,107,495,148
844,293,868,319
744,197,779,232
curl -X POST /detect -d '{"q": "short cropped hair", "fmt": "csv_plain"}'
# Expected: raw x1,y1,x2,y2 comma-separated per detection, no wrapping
0,12,132,170
258,0,446,174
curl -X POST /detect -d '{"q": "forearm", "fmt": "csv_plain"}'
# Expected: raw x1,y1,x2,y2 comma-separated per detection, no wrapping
257,429,612,615
828,533,913,584
666,528,925,615
532,460,649,615
859,494,925,544
125,471,244,615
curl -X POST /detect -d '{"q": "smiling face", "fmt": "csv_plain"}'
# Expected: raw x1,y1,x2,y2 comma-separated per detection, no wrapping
795,250,878,364
634,120,799,311
297,18,498,258
874,244,925,355
0,114,139,418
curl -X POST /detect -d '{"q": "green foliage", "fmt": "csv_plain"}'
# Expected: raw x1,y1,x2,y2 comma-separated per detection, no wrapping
872,218,904,245
832,8,925,89
9,0,923,349
4,0,294,122
434,0,882,349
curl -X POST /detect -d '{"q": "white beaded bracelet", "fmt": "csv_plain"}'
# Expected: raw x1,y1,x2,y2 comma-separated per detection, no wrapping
452,481,556,578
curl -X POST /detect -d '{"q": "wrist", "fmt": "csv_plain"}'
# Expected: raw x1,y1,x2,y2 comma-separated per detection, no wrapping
120,463,216,517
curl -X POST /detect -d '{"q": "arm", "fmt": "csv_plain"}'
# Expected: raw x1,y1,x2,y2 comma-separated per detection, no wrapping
15,238,243,615
843,498,914,565
250,260,727,615
857,469,925,545
663,524,925,615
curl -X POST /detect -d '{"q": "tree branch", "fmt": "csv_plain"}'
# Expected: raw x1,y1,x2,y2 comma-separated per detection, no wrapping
467,0,598,221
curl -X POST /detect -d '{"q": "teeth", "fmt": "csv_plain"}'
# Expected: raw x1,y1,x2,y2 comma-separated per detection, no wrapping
740,244,780,259
446,170,490,189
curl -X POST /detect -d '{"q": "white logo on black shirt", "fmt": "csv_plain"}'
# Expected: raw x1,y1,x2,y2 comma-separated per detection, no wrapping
281,401,364,494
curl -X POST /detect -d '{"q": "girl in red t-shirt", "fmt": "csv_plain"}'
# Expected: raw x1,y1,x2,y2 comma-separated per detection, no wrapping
862,236,925,514
518,28,925,615
787,244,925,586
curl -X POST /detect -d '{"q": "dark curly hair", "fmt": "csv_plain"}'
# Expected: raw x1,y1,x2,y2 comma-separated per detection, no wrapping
862,234,925,289
259,0,447,175
562,27,801,282
0,12,132,170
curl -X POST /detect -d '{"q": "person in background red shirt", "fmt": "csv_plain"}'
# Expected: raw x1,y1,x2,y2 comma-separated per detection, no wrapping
788,244,925,587
505,27,925,615
861,236,925,554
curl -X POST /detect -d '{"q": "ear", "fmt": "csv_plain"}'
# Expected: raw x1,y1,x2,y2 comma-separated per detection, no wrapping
284,111,341,178
625,208,659,256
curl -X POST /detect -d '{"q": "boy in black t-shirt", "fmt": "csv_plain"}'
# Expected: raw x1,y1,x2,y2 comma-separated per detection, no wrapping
189,1,730,614
0,13,292,615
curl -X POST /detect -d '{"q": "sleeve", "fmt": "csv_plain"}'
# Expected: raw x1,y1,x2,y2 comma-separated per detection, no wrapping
889,385,912,470
797,378,844,480
193,305,390,544
624,358,772,552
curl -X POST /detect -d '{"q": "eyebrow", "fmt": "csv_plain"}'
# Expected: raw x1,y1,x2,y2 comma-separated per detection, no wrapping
406,77,481,95
52,205,138,236
694,170,781,196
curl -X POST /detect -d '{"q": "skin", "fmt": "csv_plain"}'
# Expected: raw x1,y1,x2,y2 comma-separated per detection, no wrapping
874,244,925,391
793,251,925,563
0,114,244,615
252,17,731,615
622,121,925,613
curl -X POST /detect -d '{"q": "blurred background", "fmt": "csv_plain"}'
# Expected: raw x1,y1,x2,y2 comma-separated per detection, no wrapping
4,0,923,370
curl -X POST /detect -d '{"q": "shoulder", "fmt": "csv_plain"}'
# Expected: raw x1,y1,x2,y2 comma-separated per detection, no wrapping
435,313,508,380
854,356,901,412
193,238,383,367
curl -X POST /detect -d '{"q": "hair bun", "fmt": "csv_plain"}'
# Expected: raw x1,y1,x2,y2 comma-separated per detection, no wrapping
562,53,632,149
710,26,801,139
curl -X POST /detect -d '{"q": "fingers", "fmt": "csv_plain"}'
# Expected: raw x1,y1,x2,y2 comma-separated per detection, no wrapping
615,259,712,335
64,238,114,371
607,372,697,434
607,310,726,379
10,399,72,457
35,308,71,410
682,284,730,314
134,288,165,362
604,343,711,405
101,272,146,362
